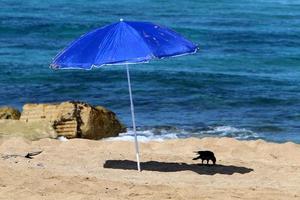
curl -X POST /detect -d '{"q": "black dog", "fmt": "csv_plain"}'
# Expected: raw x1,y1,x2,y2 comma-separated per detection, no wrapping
193,151,216,165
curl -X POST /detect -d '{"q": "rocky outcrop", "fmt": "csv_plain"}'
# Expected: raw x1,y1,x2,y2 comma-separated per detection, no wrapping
0,120,57,140
20,101,125,139
0,107,21,120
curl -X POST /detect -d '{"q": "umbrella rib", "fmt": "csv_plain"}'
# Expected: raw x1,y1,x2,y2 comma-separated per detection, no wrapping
124,22,156,60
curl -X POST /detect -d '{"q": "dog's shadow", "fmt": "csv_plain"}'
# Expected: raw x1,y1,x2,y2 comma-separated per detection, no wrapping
103,160,253,175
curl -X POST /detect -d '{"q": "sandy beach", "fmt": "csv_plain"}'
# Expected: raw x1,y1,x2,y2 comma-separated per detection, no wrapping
0,137,299,200
2,0,300,199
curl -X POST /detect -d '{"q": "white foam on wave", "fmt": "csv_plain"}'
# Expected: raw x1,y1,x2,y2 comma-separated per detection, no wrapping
106,129,179,142
105,125,259,142
199,126,259,140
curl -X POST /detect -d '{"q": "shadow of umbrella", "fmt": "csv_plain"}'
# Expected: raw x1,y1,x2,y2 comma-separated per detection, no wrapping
103,160,253,175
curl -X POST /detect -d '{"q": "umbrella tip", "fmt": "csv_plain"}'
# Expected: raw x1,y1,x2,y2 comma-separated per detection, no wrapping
120,18,124,22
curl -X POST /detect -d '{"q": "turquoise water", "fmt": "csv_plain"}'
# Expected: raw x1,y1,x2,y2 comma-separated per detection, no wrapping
1,0,300,143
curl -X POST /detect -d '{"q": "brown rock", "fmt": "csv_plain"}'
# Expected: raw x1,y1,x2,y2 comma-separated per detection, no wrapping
20,101,125,139
0,107,21,120
82,105,126,139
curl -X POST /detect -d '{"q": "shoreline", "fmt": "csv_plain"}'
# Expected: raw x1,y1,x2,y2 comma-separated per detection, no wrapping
104,125,300,144
1,136,300,199
107,134,300,145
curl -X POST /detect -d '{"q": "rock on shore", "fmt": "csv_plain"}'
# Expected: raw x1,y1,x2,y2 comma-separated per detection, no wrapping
0,101,125,140
0,107,21,120
0,120,57,140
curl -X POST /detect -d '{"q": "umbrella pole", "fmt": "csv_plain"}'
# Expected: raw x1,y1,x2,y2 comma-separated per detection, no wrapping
126,64,141,172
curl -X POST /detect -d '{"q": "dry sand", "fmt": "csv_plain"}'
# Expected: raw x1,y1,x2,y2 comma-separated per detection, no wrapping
0,137,300,200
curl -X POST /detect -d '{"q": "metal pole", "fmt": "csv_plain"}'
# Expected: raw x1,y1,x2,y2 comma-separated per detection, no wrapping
126,64,141,172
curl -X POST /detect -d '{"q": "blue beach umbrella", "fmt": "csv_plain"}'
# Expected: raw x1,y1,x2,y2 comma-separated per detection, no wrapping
50,19,198,171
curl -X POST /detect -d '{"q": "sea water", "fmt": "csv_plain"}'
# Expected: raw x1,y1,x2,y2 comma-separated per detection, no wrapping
1,0,300,143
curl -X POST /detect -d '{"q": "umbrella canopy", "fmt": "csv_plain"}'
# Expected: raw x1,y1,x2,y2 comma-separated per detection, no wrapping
51,20,198,69
50,20,198,172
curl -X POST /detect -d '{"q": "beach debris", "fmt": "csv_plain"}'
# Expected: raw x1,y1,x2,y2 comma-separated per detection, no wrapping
36,163,44,168
193,151,216,165
25,151,43,159
20,101,125,140
270,154,278,159
0,106,21,120
1,150,43,160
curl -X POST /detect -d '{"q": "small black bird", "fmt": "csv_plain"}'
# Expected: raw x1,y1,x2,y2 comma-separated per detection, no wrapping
193,150,216,165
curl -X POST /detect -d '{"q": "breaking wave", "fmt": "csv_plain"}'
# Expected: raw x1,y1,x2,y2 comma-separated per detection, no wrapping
106,125,259,142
